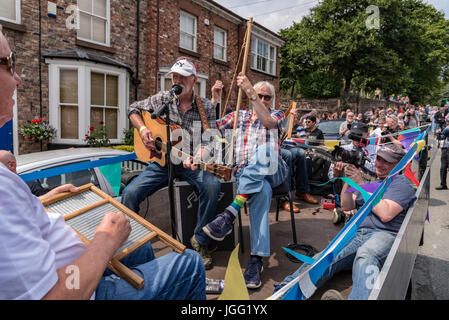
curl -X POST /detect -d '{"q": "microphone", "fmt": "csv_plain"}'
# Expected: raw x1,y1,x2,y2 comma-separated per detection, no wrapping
170,84,183,98
151,85,183,119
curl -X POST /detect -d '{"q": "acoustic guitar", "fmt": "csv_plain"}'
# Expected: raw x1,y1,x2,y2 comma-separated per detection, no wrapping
134,110,232,181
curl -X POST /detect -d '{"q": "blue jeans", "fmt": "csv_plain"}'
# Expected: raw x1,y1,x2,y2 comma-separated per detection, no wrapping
236,145,287,257
121,162,221,246
95,243,206,300
274,228,396,300
281,145,310,193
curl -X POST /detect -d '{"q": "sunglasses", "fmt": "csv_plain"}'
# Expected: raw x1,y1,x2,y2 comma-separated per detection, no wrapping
258,94,272,101
0,52,16,76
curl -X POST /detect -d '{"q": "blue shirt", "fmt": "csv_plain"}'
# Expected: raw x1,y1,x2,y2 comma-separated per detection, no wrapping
355,175,416,233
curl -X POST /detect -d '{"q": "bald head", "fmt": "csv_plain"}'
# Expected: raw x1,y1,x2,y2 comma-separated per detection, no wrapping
0,29,22,128
0,150,17,174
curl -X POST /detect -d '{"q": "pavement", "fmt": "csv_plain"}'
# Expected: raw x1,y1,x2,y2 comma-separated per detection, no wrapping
145,134,447,300
411,138,449,300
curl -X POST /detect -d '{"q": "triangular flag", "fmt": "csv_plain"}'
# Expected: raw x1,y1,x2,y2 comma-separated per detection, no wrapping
324,140,340,151
404,162,419,186
218,244,249,300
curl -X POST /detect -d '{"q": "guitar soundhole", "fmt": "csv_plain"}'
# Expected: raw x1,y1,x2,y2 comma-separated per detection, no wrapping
155,138,163,151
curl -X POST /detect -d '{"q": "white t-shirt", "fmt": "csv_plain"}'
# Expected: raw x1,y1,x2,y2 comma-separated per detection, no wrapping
0,163,87,299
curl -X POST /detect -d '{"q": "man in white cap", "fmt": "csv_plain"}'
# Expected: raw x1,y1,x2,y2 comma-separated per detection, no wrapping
122,57,223,269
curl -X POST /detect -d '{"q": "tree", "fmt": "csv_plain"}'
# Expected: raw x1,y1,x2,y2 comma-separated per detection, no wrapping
279,0,449,103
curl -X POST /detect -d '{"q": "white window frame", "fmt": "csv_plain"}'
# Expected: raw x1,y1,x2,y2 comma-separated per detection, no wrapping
47,59,129,145
213,26,227,62
251,36,276,76
179,10,197,52
0,0,21,24
159,67,207,98
77,0,111,46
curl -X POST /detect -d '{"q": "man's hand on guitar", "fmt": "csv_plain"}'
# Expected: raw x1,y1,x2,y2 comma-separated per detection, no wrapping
140,128,155,150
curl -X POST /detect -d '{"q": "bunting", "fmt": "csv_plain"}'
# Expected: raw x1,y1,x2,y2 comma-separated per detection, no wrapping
268,126,430,300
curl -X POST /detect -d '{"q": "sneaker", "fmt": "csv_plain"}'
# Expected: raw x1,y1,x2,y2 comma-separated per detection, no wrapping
190,235,213,270
243,256,263,289
321,289,344,300
435,185,448,190
202,211,234,241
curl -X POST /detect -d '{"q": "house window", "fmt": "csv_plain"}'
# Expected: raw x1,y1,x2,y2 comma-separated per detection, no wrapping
59,69,79,139
214,27,227,61
180,10,197,52
251,37,276,75
77,0,110,45
90,72,118,139
48,60,128,145
0,0,20,24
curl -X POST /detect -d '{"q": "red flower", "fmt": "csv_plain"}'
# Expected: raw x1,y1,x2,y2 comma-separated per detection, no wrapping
89,126,95,131
99,121,104,125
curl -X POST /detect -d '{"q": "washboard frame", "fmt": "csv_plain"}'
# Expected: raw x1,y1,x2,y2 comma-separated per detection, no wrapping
40,183,186,290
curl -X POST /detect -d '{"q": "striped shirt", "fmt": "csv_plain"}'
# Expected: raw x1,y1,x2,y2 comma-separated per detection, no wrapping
128,90,216,155
216,108,285,173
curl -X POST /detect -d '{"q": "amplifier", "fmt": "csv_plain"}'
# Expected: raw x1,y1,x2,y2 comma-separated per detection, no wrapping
174,179,239,251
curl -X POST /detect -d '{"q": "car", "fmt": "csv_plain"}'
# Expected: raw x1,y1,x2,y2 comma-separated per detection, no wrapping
316,119,345,140
16,147,147,198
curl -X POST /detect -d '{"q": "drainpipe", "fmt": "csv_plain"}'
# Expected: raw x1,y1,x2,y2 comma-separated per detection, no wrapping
39,0,43,151
133,0,141,101
155,0,160,94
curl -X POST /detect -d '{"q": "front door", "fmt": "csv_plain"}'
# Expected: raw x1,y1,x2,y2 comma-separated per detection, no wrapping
0,120,13,153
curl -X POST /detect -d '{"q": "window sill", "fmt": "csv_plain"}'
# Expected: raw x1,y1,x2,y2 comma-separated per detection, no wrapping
250,67,277,78
76,39,116,54
0,20,26,32
178,47,200,59
213,58,229,67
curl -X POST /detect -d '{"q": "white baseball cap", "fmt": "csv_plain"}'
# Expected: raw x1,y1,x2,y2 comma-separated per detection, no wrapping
167,57,197,77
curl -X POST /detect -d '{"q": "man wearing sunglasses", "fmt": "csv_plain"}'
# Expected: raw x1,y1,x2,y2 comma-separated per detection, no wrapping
203,73,288,289
0,31,206,300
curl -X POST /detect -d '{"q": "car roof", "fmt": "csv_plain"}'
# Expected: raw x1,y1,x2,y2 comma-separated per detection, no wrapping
16,147,130,174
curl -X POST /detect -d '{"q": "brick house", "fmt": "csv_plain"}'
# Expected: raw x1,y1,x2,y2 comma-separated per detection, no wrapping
0,0,284,155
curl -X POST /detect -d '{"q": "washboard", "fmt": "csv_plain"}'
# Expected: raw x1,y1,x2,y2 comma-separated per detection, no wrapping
40,183,186,290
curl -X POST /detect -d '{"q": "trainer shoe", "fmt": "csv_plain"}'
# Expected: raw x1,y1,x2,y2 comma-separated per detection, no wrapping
243,256,263,289
190,235,213,270
202,210,234,241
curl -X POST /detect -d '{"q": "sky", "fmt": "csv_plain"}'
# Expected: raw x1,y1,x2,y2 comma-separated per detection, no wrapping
214,0,449,34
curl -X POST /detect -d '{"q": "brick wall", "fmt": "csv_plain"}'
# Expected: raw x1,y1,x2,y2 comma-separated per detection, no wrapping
2,0,150,154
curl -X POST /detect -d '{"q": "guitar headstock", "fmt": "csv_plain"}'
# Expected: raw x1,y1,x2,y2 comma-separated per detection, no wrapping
204,164,232,181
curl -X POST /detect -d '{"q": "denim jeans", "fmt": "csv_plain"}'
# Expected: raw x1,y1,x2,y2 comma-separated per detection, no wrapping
281,145,310,193
235,144,288,257
121,162,221,246
274,227,396,300
95,243,206,300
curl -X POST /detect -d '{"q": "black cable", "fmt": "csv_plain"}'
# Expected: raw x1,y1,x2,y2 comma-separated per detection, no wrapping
285,243,318,264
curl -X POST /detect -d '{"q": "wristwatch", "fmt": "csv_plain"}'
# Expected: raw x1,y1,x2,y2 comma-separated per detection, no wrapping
250,94,257,101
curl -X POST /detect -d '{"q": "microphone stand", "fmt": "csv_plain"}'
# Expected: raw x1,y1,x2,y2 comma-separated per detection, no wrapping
151,94,179,240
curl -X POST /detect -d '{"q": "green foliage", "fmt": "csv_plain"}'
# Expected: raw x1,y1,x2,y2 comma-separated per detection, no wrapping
121,127,134,146
297,71,343,99
20,118,56,142
279,0,449,103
